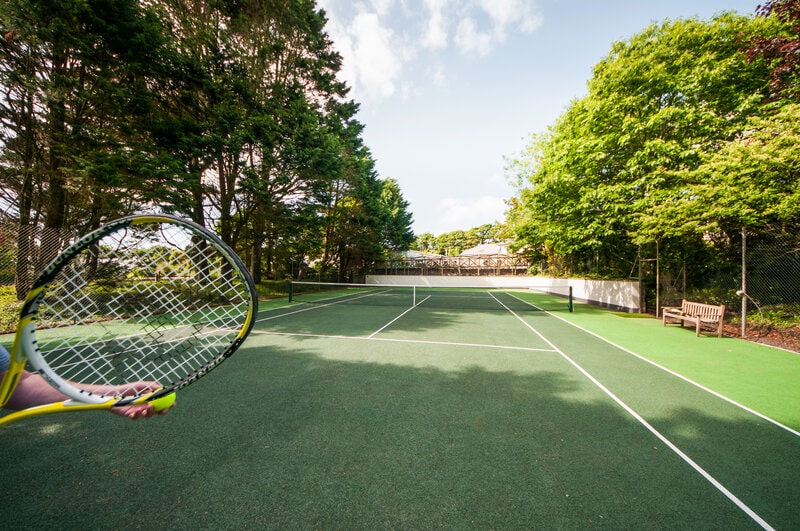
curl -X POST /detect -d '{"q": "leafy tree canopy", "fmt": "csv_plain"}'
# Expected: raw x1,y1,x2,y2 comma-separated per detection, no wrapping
0,0,415,286
505,11,791,277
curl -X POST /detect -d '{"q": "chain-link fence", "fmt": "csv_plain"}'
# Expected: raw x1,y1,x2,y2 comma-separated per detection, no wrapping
0,222,76,333
652,228,800,341
2,221,798,341
737,232,800,337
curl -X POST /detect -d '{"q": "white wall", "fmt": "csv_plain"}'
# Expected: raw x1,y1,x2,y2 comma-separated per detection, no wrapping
366,275,641,313
567,278,641,313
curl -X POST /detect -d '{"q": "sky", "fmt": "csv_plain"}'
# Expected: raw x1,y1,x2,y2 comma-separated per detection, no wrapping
317,0,761,236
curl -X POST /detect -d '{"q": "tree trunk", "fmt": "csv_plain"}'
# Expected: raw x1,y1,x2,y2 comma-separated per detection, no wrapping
250,199,266,284
14,91,36,299
39,53,69,272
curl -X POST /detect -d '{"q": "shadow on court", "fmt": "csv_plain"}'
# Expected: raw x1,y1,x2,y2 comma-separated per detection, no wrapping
258,302,515,337
1,335,793,529
257,301,559,350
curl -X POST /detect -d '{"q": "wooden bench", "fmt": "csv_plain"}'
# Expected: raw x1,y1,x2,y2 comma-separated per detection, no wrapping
662,299,726,337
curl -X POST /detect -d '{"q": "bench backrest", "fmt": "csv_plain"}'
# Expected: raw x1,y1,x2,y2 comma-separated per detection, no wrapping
680,299,725,318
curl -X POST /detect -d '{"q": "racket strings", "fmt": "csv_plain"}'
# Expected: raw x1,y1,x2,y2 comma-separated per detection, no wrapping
34,221,252,399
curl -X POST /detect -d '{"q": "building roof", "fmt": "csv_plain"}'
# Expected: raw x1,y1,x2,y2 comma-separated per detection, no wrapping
459,242,510,256
400,250,443,259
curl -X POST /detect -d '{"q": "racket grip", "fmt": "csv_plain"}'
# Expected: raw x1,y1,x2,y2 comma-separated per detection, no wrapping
0,400,115,427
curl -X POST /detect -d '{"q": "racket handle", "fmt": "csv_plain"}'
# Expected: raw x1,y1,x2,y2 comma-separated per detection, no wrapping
0,399,115,427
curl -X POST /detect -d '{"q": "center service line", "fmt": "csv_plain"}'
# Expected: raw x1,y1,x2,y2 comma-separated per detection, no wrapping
367,296,431,339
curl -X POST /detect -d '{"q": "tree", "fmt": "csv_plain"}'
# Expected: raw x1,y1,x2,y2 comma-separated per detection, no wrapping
506,13,781,276
639,102,800,236
412,233,437,253
468,224,496,245
0,0,415,290
0,0,171,293
378,178,414,251
230,1,354,281
746,0,800,98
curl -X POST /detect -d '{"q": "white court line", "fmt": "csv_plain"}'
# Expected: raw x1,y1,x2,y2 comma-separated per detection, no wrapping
254,292,558,352
368,295,431,338
255,298,359,322
256,289,396,323
255,297,773,528
503,307,774,531
545,312,800,440
250,329,556,353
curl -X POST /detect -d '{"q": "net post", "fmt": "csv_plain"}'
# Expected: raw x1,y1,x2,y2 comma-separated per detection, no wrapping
288,281,294,303
568,286,573,312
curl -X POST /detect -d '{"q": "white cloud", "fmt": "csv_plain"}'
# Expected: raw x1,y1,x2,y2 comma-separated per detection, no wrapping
454,0,543,55
325,10,405,102
370,0,394,17
438,195,507,232
422,0,449,49
322,0,544,101
479,0,543,37
426,64,447,89
351,13,403,100
454,17,494,56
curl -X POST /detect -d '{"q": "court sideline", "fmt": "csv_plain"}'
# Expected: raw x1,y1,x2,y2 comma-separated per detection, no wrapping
253,297,800,530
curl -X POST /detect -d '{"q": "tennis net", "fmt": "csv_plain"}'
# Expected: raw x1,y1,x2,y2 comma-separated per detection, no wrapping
288,281,573,312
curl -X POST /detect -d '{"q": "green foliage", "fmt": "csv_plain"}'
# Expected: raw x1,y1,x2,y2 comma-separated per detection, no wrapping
0,242,15,285
412,223,505,256
256,280,291,299
649,102,800,235
757,304,800,329
0,0,414,290
506,11,794,278
379,178,415,251
729,303,800,330
0,286,20,334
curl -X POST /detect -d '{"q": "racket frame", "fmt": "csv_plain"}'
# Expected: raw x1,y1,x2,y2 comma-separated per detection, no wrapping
0,214,257,423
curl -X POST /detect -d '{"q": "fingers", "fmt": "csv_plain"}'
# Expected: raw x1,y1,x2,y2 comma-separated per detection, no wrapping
107,381,175,419
111,400,175,420
111,403,153,419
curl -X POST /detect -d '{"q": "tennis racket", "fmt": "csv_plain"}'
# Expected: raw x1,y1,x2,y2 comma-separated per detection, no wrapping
0,214,257,426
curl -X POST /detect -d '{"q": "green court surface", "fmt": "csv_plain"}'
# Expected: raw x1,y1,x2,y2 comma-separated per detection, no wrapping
1,291,799,529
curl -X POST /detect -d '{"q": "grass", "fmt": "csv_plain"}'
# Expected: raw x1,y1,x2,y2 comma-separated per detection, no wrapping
255,279,291,299
0,286,20,334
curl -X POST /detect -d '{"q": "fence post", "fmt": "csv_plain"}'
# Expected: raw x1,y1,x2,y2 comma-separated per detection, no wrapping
741,228,747,338
655,240,660,318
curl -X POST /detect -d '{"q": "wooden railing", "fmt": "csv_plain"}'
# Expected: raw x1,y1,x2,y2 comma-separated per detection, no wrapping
371,255,531,276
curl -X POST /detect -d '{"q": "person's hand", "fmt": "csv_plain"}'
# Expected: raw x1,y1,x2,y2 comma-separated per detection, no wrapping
2,371,175,419
107,381,175,419
111,401,172,419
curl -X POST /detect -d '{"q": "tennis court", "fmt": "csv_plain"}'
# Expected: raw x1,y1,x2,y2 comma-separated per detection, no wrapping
1,286,799,529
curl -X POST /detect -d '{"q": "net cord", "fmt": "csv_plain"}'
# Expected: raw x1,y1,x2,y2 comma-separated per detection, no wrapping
288,281,572,312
